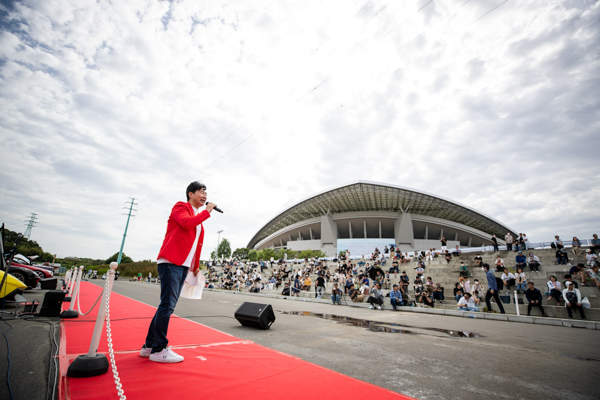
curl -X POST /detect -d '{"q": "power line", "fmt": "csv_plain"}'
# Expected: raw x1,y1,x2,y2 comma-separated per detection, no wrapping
117,198,137,264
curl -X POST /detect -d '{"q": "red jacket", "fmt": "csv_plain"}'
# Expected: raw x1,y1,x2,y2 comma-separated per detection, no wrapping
157,201,211,272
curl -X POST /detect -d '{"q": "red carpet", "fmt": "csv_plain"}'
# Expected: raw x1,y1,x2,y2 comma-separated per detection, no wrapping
60,282,414,400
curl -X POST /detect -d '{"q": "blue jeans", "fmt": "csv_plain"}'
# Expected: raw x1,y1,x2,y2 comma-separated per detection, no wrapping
390,298,404,309
458,306,479,312
517,283,527,291
145,263,188,353
331,294,340,304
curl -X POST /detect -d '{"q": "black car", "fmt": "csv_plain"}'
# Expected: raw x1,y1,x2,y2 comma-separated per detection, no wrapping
6,265,40,289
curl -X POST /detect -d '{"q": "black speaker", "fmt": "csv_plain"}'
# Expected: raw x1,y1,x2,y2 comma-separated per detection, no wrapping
38,290,66,317
40,277,58,290
234,302,275,330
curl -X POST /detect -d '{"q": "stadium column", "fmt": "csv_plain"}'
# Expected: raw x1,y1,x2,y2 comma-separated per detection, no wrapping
395,212,414,250
320,214,338,257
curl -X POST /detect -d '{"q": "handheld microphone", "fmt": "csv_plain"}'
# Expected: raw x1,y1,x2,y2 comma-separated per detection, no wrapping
206,201,223,213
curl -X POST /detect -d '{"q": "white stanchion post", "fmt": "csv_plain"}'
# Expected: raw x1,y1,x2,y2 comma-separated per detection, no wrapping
65,267,80,302
67,262,117,378
514,291,520,316
61,266,84,318
64,268,72,290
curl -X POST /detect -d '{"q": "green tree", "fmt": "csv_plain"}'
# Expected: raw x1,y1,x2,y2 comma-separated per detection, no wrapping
261,248,275,260
276,248,297,259
210,250,217,260
232,247,249,261
248,250,258,262
105,252,133,264
217,238,232,260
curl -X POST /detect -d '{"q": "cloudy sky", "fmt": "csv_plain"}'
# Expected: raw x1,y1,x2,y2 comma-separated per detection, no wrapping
0,0,598,261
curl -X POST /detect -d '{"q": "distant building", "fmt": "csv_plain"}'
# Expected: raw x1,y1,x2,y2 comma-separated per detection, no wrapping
247,181,516,257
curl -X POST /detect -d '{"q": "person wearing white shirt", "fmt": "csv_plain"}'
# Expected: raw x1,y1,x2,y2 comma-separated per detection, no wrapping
501,268,516,294
528,253,540,272
585,249,597,267
472,279,484,295
457,293,479,311
546,275,563,304
562,281,586,319
515,267,527,292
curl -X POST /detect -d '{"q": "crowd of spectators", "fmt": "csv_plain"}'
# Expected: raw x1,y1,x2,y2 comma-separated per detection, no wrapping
200,233,599,320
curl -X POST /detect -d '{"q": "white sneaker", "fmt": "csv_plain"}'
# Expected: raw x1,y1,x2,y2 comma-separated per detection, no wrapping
377,305,382,310
149,346,184,363
369,305,374,309
139,344,151,357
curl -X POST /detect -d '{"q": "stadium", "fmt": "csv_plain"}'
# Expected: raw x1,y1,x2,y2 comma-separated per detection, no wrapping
247,181,517,256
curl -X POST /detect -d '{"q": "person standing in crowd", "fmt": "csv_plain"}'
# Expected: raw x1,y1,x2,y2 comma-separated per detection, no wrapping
505,232,514,251
440,236,447,252
140,181,216,363
491,234,499,252
484,264,505,314
525,282,546,317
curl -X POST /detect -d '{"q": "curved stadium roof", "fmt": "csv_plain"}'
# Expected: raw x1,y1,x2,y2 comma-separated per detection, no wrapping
247,181,517,249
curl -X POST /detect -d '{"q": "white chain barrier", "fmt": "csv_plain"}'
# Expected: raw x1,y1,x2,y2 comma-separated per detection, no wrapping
104,266,125,399
67,267,78,298
66,266,84,313
77,286,104,316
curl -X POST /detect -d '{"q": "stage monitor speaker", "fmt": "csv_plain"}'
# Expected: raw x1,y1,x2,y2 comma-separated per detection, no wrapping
38,290,66,317
234,302,275,330
40,277,58,290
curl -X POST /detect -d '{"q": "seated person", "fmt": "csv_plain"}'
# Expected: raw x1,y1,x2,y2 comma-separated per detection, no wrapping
348,286,364,302
415,264,425,279
453,284,463,302
528,253,540,272
302,276,312,291
495,256,505,272
414,277,424,295
590,234,600,254
360,275,370,295
419,286,435,307
474,253,483,267
281,282,291,296
452,245,462,257
472,279,484,295
563,274,578,289
590,265,600,288
501,268,516,294
556,249,568,265
571,237,582,255
515,251,526,271
444,251,452,264
368,282,384,310
457,292,479,311
459,261,468,278
515,267,527,293
331,283,342,305
569,264,587,287
585,249,598,267
400,271,410,291
389,260,399,274
563,281,586,320
389,284,404,310
433,283,444,303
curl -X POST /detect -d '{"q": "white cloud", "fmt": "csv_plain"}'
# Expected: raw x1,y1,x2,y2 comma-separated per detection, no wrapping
0,0,598,260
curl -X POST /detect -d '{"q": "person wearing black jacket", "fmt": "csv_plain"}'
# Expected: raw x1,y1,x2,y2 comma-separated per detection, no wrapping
525,282,546,317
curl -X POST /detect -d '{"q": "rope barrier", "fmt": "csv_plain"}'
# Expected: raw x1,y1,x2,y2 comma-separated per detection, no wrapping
77,287,104,317
103,269,125,399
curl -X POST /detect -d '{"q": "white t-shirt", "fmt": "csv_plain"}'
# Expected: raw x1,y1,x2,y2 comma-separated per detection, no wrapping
458,297,475,308
502,272,515,281
516,272,526,283
157,205,201,267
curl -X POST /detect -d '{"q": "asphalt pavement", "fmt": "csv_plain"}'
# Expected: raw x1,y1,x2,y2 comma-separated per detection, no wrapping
97,280,600,400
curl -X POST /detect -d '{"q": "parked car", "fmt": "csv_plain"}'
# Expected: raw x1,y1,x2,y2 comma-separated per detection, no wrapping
5,265,40,289
9,262,53,279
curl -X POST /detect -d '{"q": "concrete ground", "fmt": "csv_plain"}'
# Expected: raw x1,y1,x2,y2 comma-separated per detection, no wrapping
0,289,60,400
102,280,599,400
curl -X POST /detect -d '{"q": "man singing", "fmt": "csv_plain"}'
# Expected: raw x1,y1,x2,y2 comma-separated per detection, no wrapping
140,181,217,363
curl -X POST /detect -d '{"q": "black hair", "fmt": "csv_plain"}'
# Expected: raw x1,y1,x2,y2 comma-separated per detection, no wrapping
483,263,490,270
186,181,206,200
564,274,571,279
